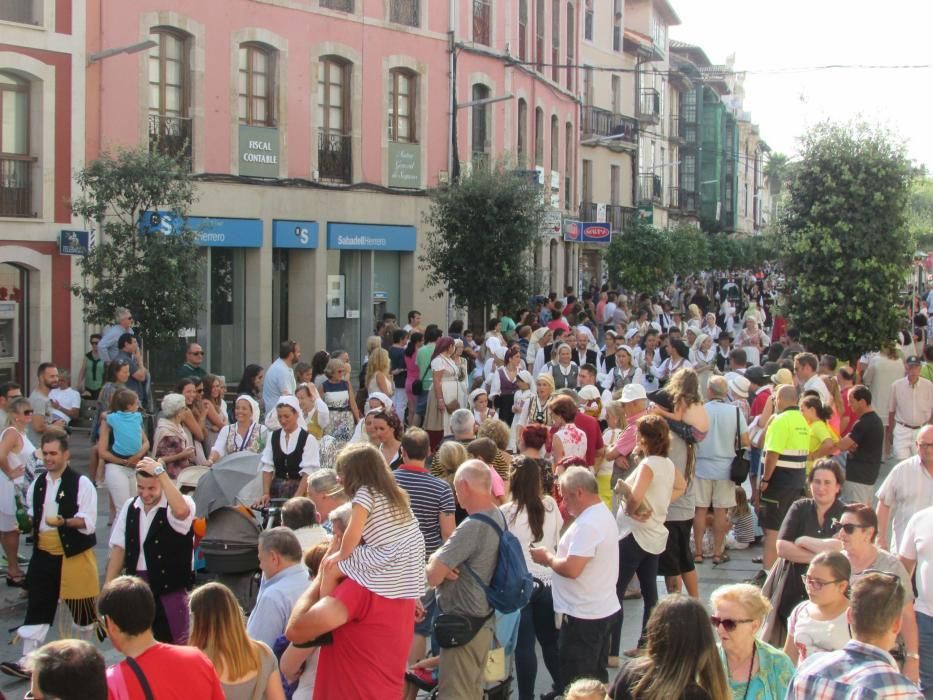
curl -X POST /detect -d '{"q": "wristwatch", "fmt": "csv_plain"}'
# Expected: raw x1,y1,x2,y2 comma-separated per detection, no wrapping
153,464,166,477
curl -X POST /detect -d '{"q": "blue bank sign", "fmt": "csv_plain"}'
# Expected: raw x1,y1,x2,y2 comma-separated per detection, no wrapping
272,220,319,249
142,212,263,248
327,223,417,251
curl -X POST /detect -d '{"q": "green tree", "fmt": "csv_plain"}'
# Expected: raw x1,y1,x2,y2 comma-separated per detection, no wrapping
907,175,933,250
421,162,546,323
764,151,791,196
605,217,672,294
777,121,912,362
71,147,203,351
668,224,710,279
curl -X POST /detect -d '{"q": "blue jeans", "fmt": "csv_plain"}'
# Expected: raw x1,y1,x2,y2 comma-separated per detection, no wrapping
918,610,933,699
515,581,560,700
416,391,429,416
609,534,659,656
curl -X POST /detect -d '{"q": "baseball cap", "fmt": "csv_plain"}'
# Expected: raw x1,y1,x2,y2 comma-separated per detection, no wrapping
620,384,648,403
745,366,768,386
906,355,923,366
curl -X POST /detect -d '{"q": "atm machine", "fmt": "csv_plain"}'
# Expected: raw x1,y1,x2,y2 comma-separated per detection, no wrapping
0,301,19,384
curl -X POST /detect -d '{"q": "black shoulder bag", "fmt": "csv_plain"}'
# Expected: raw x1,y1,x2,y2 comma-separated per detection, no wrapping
412,361,430,396
730,406,750,485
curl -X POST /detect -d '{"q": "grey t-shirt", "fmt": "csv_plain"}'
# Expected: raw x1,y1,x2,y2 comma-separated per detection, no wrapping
665,432,696,521
436,507,504,618
26,390,50,446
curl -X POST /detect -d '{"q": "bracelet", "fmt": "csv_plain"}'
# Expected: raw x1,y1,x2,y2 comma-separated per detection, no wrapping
906,651,920,660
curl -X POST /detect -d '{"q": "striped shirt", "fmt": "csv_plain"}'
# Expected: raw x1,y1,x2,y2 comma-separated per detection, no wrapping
394,464,455,558
787,640,923,699
337,485,426,600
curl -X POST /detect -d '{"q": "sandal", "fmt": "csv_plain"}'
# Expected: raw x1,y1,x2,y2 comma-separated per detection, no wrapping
712,552,731,566
5,575,25,588
693,554,704,564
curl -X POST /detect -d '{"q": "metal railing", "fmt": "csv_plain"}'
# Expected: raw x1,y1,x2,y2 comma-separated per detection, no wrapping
389,0,419,26
318,129,352,182
669,186,698,212
637,88,661,122
472,0,491,45
581,106,637,143
0,156,35,218
579,202,598,221
148,114,192,168
639,173,662,203
607,204,636,232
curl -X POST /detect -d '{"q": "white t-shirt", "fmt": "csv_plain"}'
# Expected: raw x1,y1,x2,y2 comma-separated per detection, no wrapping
876,456,933,551
615,455,676,554
787,600,851,662
48,387,82,425
898,504,933,616
500,496,563,583
551,501,621,620
804,375,831,405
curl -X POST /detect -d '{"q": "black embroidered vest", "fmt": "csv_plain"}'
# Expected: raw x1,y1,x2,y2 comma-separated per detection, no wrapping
270,428,309,480
31,467,96,557
124,500,194,596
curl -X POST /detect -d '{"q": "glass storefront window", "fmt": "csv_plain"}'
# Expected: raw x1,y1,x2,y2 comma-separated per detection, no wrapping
272,249,289,347
325,250,362,371
208,248,246,383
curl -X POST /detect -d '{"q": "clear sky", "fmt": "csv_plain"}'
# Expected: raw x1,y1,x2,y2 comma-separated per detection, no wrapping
669,0,933,168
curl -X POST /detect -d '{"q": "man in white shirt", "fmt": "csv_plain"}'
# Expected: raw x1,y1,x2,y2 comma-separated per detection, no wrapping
530,467,620,698
96,307,134,363
898,504,933,695
48,371,82,427
262,340,301,414
795,352,832,404
887,356,933,461
105,457,195,644
877,425,933,551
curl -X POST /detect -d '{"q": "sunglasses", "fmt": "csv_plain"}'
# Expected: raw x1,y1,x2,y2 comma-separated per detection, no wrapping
802,575,844,590
190,350,204,356
710,615,755,632
830,519,871,535
21,410,34,416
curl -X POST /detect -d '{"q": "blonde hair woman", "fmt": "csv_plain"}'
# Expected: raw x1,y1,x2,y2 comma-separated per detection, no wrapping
188,582,285,699
365,347,393,398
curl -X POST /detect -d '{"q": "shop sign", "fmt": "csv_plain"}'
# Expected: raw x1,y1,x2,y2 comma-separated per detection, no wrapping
563,221,611,244
273,220,319,249
327,223,417,251
59,230,89,256
238,125,280,178
142,212,263,248
541,210,562,237
387,143,422,188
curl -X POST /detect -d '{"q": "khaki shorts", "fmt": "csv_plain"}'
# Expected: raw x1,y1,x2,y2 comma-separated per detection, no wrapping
694,477,737,509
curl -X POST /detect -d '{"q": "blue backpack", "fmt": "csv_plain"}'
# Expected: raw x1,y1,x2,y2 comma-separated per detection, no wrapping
464,512,534,614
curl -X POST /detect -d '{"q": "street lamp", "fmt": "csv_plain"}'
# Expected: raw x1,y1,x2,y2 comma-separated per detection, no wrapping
89,40,157,64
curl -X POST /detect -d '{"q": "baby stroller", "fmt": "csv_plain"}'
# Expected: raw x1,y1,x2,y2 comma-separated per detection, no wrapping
193,452,265,612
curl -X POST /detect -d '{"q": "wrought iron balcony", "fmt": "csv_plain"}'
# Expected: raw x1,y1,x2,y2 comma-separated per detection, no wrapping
318,129,352,183
669,186,698,212
579,202,598,221
607,204,636,233
639,173,662,203
581,107,637,145
0,156,35,218
148,114,192,169
637,87,661,123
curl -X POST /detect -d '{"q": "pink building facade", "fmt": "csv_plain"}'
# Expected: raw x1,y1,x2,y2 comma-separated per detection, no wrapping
86,0,580,378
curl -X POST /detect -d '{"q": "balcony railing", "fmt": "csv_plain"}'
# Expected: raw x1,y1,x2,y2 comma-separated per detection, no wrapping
473,0,491,45
0,156,35,218
389,0,419,26
148,114,192,169
639,173,662,203
607,204,636,233
637,87,661,123
579,202,598,221
669,187,698,212
669,114,686,143
318,129,352,183
581,107,637,144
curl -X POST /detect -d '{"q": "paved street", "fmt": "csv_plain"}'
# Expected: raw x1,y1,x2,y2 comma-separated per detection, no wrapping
0,430,901,697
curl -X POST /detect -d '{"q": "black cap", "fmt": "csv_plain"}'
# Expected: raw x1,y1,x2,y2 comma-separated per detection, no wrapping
906,355,923,366
745,366,768,386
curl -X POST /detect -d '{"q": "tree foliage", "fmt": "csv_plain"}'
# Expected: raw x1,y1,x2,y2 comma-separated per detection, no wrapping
777,121,913,361
71,147,203,351
605,217,673,294
421,163,546,318
907,174,933,251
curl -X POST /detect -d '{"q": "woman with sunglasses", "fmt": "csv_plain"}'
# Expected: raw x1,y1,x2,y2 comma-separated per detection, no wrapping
835,502,922,684
710,583,795,699
783,551,851,665
0,396,35,586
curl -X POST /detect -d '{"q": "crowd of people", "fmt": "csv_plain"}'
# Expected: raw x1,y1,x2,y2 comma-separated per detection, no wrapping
0,270,931,699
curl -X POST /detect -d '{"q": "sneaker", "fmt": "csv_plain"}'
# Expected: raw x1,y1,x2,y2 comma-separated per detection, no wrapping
0,661,30,679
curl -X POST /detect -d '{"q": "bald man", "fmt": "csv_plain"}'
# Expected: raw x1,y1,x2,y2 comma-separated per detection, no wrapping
758,384,810,576
877,423,933,551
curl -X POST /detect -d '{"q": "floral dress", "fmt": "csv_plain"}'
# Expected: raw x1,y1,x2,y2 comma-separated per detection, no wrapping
321,380,356,448
555,423,587,462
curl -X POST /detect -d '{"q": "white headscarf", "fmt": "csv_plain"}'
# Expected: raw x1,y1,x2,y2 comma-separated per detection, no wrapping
235,394,261,425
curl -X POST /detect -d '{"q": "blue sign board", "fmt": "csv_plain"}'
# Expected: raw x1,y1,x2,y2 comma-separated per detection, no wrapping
142,212,263,248
59,230,89,256
273,220,319,249
563,221,612,244
327,223,417,251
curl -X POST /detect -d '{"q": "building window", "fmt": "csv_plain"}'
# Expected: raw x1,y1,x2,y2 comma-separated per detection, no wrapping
238,43,276,126
473,0,491,46
551,0,560,82
610,165,620,205
320,0,353,11
519,0,528,61
583,66,593,106
471,84,490,161
318,56,352,182
564,121,572,210
536,0,545,72
550,115,559,174
650,12,667,53
613,0,622,51
148,29,192,165
516,99,528,164
390,0,419,27
565,4,574,91
388,68,417,143
611,75,621,113
534,107,544,166
0,71,33,218
582,159,592,204
0,1,37,24
584,0,593,41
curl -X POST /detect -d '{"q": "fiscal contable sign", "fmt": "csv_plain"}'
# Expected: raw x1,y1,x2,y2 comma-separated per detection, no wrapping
59,230,89,256
563,221,611,244
238,125,280,178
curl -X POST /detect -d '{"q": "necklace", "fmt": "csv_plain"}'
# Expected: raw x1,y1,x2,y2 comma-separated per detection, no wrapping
726,643,756,700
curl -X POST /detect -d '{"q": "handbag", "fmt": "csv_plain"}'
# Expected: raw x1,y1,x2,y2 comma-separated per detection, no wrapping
411,361,430,396
729,406,750,484
433,612,491,648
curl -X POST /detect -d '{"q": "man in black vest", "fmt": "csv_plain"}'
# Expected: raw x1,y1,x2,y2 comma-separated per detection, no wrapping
1,431,99,681
105,456,195,644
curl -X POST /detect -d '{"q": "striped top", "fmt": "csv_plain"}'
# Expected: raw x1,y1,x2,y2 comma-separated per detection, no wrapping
338,485,426,600
394,464,456,558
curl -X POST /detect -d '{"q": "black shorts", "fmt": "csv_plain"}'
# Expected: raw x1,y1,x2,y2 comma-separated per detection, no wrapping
657,519,695,577
759,486,802,531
